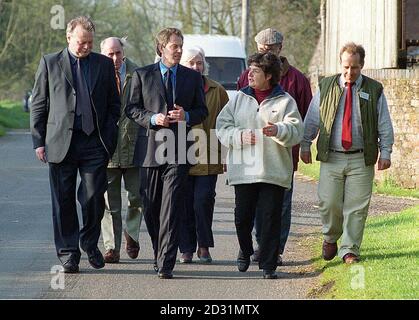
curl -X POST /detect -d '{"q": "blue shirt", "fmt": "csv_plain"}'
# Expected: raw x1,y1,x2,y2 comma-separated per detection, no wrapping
119,60,126,93
151,61,189,125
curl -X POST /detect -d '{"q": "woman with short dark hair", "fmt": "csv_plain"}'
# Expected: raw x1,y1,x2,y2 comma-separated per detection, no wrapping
216,52,303,279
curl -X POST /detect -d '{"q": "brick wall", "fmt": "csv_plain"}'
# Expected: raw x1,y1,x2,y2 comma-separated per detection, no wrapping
362,69,418,189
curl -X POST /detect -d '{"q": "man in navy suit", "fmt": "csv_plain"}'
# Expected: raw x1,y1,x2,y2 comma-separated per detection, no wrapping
126,27,207,279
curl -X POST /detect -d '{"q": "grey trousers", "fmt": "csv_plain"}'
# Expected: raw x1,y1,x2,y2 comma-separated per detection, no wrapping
101,167,143,252
318,152,374,258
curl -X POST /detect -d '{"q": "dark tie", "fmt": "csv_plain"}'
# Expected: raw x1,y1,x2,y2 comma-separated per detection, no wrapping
76,58,94,135
342,82,353,150
116,71,121,96
165,69,174,110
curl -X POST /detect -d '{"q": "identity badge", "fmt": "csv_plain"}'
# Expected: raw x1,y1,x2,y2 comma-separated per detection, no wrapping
359,91,369,101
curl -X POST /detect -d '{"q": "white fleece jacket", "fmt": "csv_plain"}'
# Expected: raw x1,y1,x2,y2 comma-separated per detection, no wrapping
216,87,303,189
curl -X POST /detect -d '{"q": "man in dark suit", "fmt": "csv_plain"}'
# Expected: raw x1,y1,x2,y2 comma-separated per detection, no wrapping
30,16,120,273
126,27,207,279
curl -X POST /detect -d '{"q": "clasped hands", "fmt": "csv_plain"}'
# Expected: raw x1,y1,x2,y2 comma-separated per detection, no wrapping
241,122,278,145
154,104,185,127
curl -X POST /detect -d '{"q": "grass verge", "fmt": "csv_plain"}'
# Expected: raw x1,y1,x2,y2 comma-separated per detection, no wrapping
0,100,29,136
308,205,419,299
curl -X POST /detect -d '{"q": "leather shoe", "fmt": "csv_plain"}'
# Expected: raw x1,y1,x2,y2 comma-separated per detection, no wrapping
263,270,278,279
124,230,140,259
322,241,338,261
62,258,79,273
104,249,120,263
158,271,173,279
179,252,193,263
87,247,105,269
343,253,360,264
237,250,250,272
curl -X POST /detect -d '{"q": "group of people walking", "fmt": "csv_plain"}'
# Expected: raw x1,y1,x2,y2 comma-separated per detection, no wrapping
30,15,393,280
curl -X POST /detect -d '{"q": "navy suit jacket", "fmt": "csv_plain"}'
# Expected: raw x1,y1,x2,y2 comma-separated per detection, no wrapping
126,62,208,167
30,48,121,163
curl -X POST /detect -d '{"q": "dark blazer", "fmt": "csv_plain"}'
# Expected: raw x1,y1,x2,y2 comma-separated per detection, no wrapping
126,62,208,167
30,48,121,163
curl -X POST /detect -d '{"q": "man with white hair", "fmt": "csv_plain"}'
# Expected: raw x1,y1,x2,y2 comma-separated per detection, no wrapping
100,37,143,263
237,27,312,266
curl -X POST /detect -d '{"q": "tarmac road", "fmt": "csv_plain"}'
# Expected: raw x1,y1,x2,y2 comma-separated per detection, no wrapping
1,130,415,300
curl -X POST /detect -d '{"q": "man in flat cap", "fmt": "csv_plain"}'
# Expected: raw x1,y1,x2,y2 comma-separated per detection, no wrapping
237,27,312,267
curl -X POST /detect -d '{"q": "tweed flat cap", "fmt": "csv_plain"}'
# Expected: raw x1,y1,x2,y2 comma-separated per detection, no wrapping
254,28,283,45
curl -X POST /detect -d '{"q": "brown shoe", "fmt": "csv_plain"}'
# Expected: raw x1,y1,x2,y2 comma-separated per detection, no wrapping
343,253,360,264
322,241,338,261
104,249,120,263
124,230,140,259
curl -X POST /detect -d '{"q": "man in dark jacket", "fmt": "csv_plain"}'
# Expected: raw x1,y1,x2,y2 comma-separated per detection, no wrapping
126,27,207,279
30,16,120,273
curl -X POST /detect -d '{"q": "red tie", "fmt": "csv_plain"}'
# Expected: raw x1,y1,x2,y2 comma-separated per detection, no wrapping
342,82,353,150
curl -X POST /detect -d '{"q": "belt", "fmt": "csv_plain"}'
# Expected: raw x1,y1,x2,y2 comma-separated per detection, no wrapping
329,149,363,154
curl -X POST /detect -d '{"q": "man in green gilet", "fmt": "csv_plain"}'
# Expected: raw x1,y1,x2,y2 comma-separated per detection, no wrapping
300,42,394,264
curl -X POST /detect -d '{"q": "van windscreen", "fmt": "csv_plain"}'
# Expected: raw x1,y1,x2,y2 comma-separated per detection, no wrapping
206,57,246,90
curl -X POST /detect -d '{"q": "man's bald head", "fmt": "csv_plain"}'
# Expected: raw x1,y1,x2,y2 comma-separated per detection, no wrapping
100,37,124,70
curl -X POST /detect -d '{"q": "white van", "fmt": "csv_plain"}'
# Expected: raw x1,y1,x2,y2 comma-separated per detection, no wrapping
183,34,247,99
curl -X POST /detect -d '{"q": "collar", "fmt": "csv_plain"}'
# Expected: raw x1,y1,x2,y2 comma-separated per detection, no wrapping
339,74,363,89
119,60,126,75
279,56,290,76
159,61,178,77
68,48,90,65
240,84,286,99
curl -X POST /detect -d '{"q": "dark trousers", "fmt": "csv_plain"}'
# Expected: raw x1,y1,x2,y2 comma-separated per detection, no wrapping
140,164,190,272
234,183,284,271
255,174,294,254
49,131,108,264
179,175,218,253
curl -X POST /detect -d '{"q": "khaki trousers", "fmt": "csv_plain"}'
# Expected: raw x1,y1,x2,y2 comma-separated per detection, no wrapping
101,167,143,252
318,152,374,258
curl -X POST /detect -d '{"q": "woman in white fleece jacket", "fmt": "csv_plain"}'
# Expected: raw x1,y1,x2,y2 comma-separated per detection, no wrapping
216,52,303,279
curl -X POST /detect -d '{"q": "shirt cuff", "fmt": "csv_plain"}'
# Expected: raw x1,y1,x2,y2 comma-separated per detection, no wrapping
185,112,190,124
379,150,391,160
151,114,157,126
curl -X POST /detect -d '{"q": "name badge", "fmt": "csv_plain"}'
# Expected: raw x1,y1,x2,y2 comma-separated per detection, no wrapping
359,92,369,100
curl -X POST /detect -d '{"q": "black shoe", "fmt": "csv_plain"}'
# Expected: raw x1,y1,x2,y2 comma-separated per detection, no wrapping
86,247,105,269
153,259,159,273
158,271,173,279
263,270,278,279
237,250,250,272
62,259,79,273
